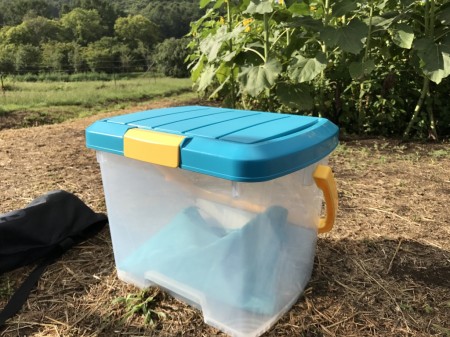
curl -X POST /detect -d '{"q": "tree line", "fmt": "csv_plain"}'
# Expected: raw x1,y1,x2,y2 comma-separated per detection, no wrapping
0,0,202,76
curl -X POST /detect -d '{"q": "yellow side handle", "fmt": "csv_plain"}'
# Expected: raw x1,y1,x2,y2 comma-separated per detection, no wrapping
313,165,338,233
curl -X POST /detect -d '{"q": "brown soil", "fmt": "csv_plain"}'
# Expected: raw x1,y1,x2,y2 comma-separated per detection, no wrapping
0,99,449,337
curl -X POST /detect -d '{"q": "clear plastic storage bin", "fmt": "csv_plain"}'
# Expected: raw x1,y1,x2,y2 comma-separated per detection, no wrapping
86,106,339,337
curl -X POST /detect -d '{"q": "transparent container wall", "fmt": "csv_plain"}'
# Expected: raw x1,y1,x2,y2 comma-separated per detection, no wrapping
97,151,327,337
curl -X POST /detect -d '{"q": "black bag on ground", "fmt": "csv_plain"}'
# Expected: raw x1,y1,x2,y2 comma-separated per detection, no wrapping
0,190,108,327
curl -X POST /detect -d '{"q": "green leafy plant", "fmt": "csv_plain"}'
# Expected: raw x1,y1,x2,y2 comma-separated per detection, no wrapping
113,289,167,325
187,0,450,139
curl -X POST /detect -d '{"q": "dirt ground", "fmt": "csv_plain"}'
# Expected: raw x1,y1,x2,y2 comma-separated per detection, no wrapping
0,98,449,337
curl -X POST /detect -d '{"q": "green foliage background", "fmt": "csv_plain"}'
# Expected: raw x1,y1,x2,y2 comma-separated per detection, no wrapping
187,0,450,139
0,0,449,139
0,0,202,74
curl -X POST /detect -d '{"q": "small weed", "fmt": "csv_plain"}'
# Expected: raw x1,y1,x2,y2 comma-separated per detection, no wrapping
393,144,408,154
422,303,434,314
377,155,387,164
403,152,421,163
399,302,414,312
113,289,166,326
431,149,450,159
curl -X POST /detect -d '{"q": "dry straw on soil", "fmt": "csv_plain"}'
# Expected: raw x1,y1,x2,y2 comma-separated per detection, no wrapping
1,98,449,337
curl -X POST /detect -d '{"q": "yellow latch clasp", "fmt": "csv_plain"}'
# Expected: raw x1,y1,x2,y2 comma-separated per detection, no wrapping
124,129,185,168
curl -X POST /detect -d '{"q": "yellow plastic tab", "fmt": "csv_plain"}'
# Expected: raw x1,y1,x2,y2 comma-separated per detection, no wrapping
313,165,338,233
123,129,185,168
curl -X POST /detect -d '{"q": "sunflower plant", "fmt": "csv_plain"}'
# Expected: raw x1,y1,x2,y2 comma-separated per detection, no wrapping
187,0,450,139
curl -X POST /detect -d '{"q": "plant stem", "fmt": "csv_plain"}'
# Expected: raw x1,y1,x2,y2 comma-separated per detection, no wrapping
318,0,331,117
404,0,436,139
263,12,272,110
263,13,269,62
428,0,435,37
403,76,430,139
358,1,374,134
323,0,331,27
227,0,236,108
364,2,374,62
357,82,365,134
242,47,265,62
426,93,438,140
427,0,437,139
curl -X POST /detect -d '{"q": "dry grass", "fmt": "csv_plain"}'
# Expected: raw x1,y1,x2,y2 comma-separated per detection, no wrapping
0,99,449,337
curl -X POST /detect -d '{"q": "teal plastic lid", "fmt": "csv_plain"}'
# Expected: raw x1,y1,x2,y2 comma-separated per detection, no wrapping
86,106,339,182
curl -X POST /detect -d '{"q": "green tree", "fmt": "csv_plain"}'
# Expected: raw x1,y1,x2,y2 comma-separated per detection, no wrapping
0,43,15,74
67,42,86,72
116,43,134,72
153,38,191,77
13,44,41,73
3,16,62,46
41,41,72,72
83,36,119,72
135,41,153,71
70,0,123,35
142,1,203,39
0,0,55,26
114,15,159,49
60,8,105,45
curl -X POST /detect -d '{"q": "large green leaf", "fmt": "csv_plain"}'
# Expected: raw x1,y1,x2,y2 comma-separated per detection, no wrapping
213,0,225,9
199,26,227,62
332,0,357,17
216,61,238,82
209,75,230,98
222,50,237,63
370,16,396,32
200,0,212,9
197,64,216,91
389,23,414,49
189,9,215,32
289,17,324,31
216,62,231,83
190,56,205,82
320,19,368,54
414,37,450,84
289,52,327,83
276,83,313,110
288,2,310,17
199,25,245,62
239,59,281,96
244,0,273,14
349,59,375,80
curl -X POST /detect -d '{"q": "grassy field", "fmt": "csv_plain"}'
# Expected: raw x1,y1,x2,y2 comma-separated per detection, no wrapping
0,76,195,128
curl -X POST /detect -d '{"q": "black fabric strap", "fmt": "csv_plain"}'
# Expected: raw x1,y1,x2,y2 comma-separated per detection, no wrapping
0,252,59,327
0,218,107,328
